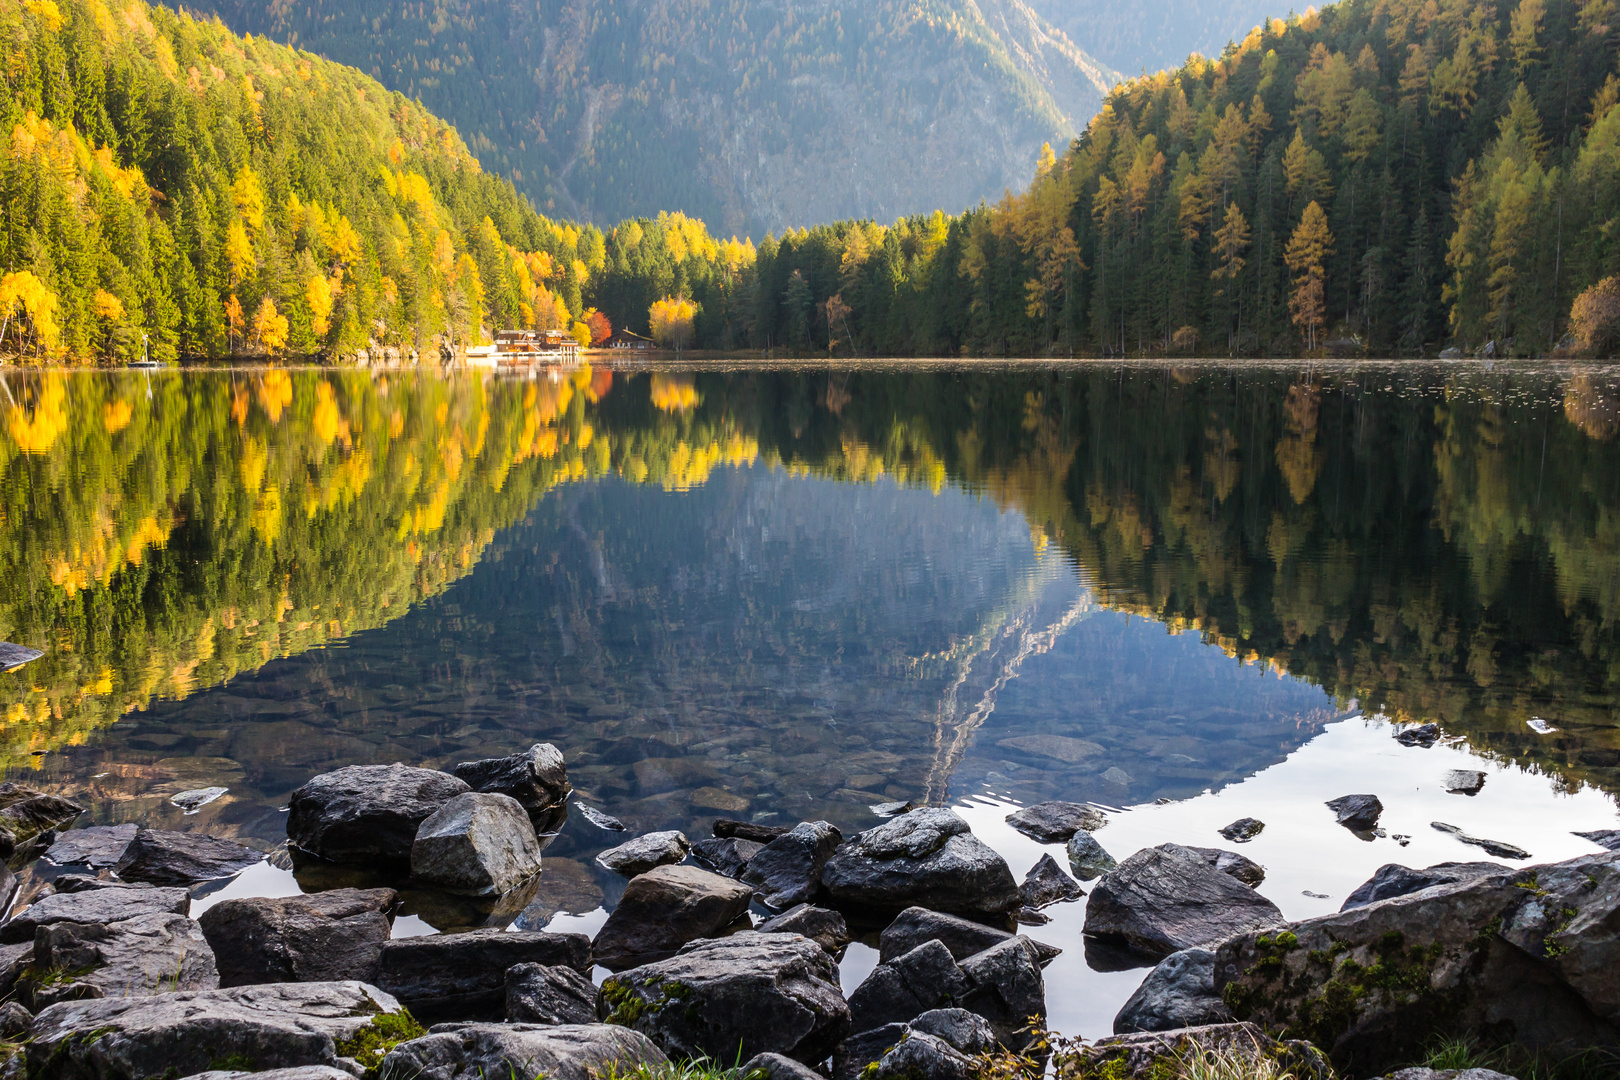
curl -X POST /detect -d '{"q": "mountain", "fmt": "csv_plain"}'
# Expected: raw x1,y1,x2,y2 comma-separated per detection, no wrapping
187,0,1120,237
1027,0,1285,76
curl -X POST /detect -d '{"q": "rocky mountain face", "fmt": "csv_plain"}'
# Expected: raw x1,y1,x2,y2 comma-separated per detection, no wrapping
191,0,1119,236
1025,0,1279,75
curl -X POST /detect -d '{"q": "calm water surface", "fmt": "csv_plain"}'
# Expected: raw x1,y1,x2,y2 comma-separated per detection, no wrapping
2,360,1619,1037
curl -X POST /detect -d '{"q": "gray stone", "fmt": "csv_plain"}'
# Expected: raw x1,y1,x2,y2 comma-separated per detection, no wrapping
411,792,544,895
820,809,1019,918
0,942,33,1001
863,1031,975,1080
1575,829,1620,851
380,1023,666,1080
377,927,591,1023
601,930,850,1064
1,885,191,944
1074,1023,1333,1080
505,963,599,1024
1183,846,1266,887
198,888,397,987
23,912,218,1007
113,828,263,885
1112,947,1232,1033
1218,818,1265,842
1085,843,1285,957
1394,723,1441,747
758,903,850,953
1340,862,1504,911
1444,771,1488,796
831,1023,909,1080
1066,829,1118,880
690,837,762,878
878,907,1059,966
1326,794,1384,832
1431,822,1531,860
715,819,789,843
831,1010,995,1080
0,1002,30,1038
177,1070,355,1080
849,939,972,1032
0,783,84,854
575,802,626,831
957,936,1046,1047
743,821,842,910
741,1051,826,1080
908,1008,996,1053
451,743,571,821
1380,1071,1522,1080
25,980,407,1080
1021,853,1082,908
591,863,756,971
288,763,470,868
596,830,691,879
171,787,229,813
1004,801,1107,843
44,825,138,869
0,642,42,672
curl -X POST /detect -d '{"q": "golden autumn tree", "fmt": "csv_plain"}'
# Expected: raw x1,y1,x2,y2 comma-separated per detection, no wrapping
224,295,246,353
1285,201,1334,350
649,296,697,349
0,270,61,356
253,298,289,353
306,275,336,338
1570,276,1620,356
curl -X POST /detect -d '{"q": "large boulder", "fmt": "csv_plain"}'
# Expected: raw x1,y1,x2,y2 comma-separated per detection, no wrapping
1112,947,1233,1033
0,783,84,855
376,928,590,1023
198,888,397,987
410,792,543,895
1340,861,1504,911
1184,847,1266,888
820,809,1019,918
1216,851,1620,1075
1,885,191,944
44,824,139,869
600,931,850,1064
450,743,571,821
505,963,600,1024
591,864,755,971
690,837,762,878
596,830,691,879
288,764,470,868
1004,801,1107,843
848,939,971,1032
380,1023,666,1080
741,1051,829,1080
1071,1022,1333,1080
1020,854,1082,908
113,829,263,885
758,904,850,954
22,913,218,1007
878,907,1059,966
956,936,1046,1046
25,980,410,1080
831,1009,995,1080
1085,843,1285,957
742,821,843,910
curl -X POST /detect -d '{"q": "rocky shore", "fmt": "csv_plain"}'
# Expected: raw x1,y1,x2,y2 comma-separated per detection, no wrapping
0,745,1610,1080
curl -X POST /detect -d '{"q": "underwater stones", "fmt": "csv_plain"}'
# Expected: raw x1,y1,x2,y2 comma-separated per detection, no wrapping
44,824,139,869
1218,818,1265,843
743,820,843,910
1430,822,1531,860
1075,1023,1334,1080
848,939,972,1032
1182,847,1266,887
1394,723,1441,747
1020,853,1083,908
1112,947,1233,1033
591,864,756,971
601,931,850,1065
380,1023,667,1080
994,735,1105,763
377,929,590,1023
1444,770,1488,795
25,912,219,1007
575,802,627,831
690,836,763,878
1084,844,1285,958
1,884,192,944
198,888,397,987
288,763,470,868
1340,862,1504,911
758,903,850,954
819,808,1019,918
171,787,229,813
1004,801,1108,842
1066,829,1118,880
411,792,544,895
451,743,571,821
505,963,601,1025
113,828,263,885
1326,794,1384,833
596,830,691,879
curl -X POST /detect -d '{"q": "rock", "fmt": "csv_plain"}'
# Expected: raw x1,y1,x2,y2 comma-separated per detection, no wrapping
592,864,755,971
869,801,913,818
376,928,590,1023
758,903,850,953
574,802,627,831
742,821,842,910
908,1007,996,1054
1102,767,1134,787
178,1069,356,1080
411,792,544,895
849,939,972,1032
1218,818,1265,842
848,1029,975,1080
714,819,789,843
1326,794,1384,832
1444,771,1488,795
1112,947,1232,1033
690,837,762,878
741,1051,827,1080
0,783,84,852
957,936,1046,1046
451,743,571,821
0,942,33,1001
1182,847,1266,887
831,1023,909,1080
1376,1071,1522,1080
601,931,850,1064
879,906,1060,966
1066,830,1118,880
505,963,600,1024
51,873,123,893
22,912,218,1007
1576,829,1620,851
171,787,229,813
596,830,691,879
832,1010,996,1080
820,808,1019,918
1341,862,1505,911
379,1023,666,1080
44,825,139,869
0,642,42,672
0,1002,30,1038
1020,854,1083,908
1431,822,1531,860
1015,906,1050,926
25,980,409,1080
1073,1022,1333,1080
1084,843,1286,958
1004,801,1107,843
113,828,263,885
198,888,397,987
1394,723,1441,747
1,885,191,944
288,763,470,868
994,735,1105,762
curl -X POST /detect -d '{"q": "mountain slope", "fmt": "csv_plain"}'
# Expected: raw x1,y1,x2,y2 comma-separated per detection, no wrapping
1027,0,1285,75
190,0,1120,236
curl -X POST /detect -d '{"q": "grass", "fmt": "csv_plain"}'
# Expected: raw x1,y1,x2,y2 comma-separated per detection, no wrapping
1174,1046,1302,1080
592,1056,760,1080
1418,1036,1620,1080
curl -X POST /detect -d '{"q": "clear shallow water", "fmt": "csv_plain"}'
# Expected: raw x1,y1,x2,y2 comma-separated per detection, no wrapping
2,361,1619,1037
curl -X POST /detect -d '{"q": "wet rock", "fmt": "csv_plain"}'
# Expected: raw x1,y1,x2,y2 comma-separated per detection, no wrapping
849,939,971,1031
1074,1022,1333,1080
1066,830,1118,880
957,936,1046,1047
1444,771,1488,796
1575,829,1620,851
377,928,591,1023
743,821,842,910
0,783,84,854
820,808,1019,918
1015,906,1050,926
741,1051,826,1080
908,1007,996,1054
575,802,626,831
1394,723,1441,747
44,825,138,869
758,903,850,954
596,830,691,879
1020,853,1083,908
1431,822,1531,860
23,913,218,1007
0,1002,30,1038
1218,818,1265,842
714,819,789,843
1326,794,1384,832
171,787,229,814
601,930,850,1064
995,735,1105,763
505,963,600,1024
1341,862,1504,911
1102,767,1134,787
411,792,543,896
1,885,191,944
690,837,762,878
1084,843,1285,958
25,980,407,1080
178,1069,355,1080
198,888,397,987
451,743,571,821
288,763,470,868
113,828,263,885
878,906,1060,966
380,1023,666,1080
592,864,755,971
1183,847,1266,887
1004,801,1107,843
869,801,913,818
1112,947,1232,1033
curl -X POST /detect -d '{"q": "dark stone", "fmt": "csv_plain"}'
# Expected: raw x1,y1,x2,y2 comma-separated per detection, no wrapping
52,874,127,893
1066,830,1118,879
505,963,600,1024
831,1011,995,1080
1326,794,1384,832
740,1052,826,1080
1112,947,1233,1033
859,1031,974,1080
1576,830,1620,852
1431,822,1531,860
1218,818,1265,842
1004,801,1107,843
957,936,1046,1047
743,821,842,910
714,819,789,843
451,743,571,821
44,825,139,870
1341,862,1505,911
0,1001,30,1038
379,1023,667,1080
848,939,972,1032
24,913,218,1007
1074,1023,1334,1080
820,809,1019,918
832,1023,910,1080
575,803,627,831
377,927,591,1023
1084,843,1285,958
1019,853,1083,908
591,864,756,971
1,885,191,944
287,763,470,868
113,829,263,885
411,792,544,895
0,643,42,672
0,783,84,853
198,888,397,987
690,837,763,878
178,1068,356,1079
908,1008,996,1054
758,903,850,953
878,907,1059,966
596,830,691,879
1182,847,1266,887
1394,723,1441,747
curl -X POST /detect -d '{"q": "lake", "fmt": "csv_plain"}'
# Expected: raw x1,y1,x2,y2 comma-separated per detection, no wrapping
2,360,1618,1037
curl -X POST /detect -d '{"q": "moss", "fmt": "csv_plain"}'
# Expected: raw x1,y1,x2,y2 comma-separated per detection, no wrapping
1544,906,1579,959
334,1010,427,1077
602,978,647,1026
209,1053,258,1071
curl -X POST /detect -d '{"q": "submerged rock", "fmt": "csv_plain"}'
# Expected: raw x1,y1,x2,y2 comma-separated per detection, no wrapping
1394,723,1441,747
1431,822,1531,860
451,743,571,821
1218,818,1265,842
1112,947,1232,1033
574,802,627,832
690,836,762,878
1340,862,1504,911
376,928,591,1023
1020,853,1083,908
114,828,263,885
758,903,850,954
171,787,229,814
742,821,842,910
1084,843,1285,958
1004,801,1107,843
379,1022,667,1080
24,912,218,1007
596,830,691,879
411,792,544,895
1444,770,1488,796
1326,794,1384,833
1066,829,1118,880
198,888,397,987
591,864,755,970
288,763,470,868
820,808,1019,917
505,963,600,1024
